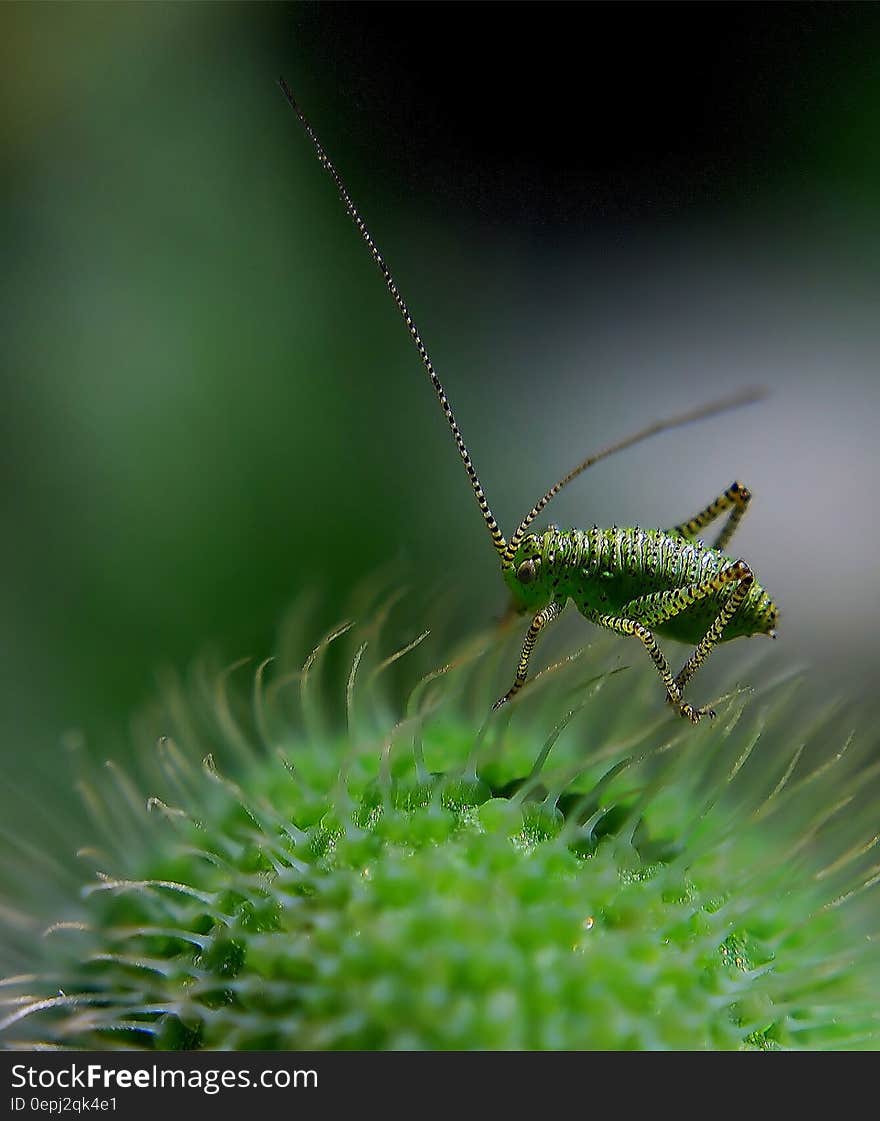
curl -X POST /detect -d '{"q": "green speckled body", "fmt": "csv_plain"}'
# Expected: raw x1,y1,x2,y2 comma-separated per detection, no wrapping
503,526,778,645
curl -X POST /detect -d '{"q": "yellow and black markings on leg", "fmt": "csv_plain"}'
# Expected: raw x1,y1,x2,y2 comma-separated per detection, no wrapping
599,559,755,720
670,481,751,551
621,557,754,630
583,610,705,722
493,601,564,709
672,562,754,695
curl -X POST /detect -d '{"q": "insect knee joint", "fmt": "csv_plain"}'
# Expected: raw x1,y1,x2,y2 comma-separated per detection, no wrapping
728,480,751,504
731,559,754,583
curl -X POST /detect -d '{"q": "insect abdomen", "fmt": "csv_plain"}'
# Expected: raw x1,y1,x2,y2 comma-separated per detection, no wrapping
546,527,777,645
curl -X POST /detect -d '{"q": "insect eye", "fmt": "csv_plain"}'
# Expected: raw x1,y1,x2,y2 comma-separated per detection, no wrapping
517,560,536,585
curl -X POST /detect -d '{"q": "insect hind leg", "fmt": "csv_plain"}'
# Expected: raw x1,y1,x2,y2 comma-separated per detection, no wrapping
618,559,755,718
669,481,751,551
671,561,754,695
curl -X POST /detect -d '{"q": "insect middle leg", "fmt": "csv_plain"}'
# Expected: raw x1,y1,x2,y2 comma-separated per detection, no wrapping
669,481,751,550
618,559,755,718
582,610,707,722
493,600,564,709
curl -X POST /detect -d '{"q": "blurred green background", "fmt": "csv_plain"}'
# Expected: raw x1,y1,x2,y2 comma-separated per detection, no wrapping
2,2,880,843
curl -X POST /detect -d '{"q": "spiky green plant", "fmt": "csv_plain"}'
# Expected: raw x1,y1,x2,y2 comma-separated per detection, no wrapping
2,589,879,1050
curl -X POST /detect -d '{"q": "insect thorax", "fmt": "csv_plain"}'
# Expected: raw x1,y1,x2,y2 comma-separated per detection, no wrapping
503,526,777,642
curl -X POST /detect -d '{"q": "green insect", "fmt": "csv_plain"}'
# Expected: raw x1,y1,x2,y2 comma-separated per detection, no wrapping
279,80,779,723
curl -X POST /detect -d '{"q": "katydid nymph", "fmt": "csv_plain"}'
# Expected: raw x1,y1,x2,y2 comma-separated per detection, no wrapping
279,79,779,723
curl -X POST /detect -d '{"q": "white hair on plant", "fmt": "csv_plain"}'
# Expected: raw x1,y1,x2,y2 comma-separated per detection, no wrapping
1,591,878,1050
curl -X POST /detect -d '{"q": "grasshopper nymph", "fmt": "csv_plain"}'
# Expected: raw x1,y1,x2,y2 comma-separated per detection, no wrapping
279,79,778,722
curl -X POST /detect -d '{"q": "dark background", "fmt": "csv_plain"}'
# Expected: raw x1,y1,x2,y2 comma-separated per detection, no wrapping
2,2,879,839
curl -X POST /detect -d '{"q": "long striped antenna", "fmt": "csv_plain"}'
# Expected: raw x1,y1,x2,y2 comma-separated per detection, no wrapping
278,78,507,557
501,387,767,565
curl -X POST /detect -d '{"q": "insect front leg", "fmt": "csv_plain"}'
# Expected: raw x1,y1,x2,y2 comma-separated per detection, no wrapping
493,601,564,710
669,481,751,550
620,559,755,718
